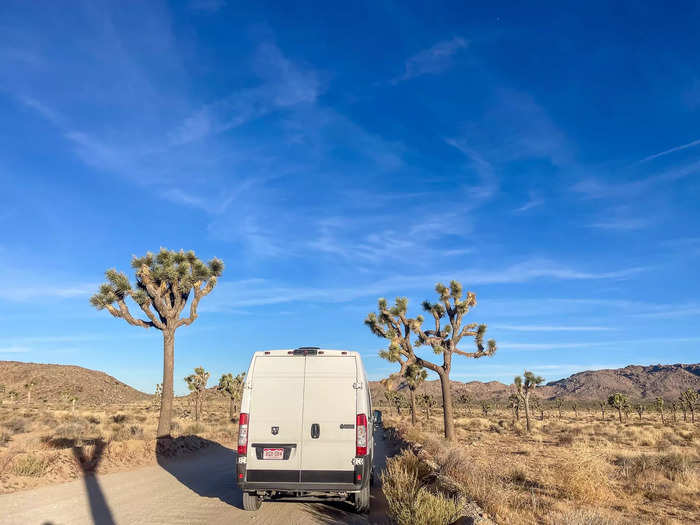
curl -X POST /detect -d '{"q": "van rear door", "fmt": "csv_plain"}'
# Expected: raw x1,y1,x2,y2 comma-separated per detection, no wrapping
300,355,357,483
246,355,304,482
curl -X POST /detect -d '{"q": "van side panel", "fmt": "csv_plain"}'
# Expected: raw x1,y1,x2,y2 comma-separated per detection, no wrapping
299,356,357,476
246,356,305,475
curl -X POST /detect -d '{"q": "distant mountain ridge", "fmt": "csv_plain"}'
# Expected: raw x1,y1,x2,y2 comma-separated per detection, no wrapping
370,363,700,402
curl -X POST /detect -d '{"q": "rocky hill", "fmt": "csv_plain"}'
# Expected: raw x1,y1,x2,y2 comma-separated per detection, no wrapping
0,361,150,405
370,363,700,402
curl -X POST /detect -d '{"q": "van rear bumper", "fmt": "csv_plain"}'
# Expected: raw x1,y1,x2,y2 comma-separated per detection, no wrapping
238,459,371,492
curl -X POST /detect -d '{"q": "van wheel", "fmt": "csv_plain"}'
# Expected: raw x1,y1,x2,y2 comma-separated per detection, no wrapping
243,492,262,511
353,483,370,514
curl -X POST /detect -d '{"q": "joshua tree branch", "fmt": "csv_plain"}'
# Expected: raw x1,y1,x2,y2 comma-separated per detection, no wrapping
105,301,154,329
178,278,216,327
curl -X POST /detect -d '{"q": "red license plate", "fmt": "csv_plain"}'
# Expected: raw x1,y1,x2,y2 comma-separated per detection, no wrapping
263,448,284,460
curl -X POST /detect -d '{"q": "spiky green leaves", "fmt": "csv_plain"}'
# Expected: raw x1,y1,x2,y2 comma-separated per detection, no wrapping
217,372,245,398
184,366,210,393
92,248,223,330
607,392,629,409
514,370,544,397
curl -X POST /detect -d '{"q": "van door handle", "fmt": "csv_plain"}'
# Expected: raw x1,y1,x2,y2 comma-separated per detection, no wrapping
311,423,320,439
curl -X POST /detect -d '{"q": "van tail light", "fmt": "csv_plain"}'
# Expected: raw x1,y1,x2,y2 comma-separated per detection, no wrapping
238,413,249,455
356,413,367,456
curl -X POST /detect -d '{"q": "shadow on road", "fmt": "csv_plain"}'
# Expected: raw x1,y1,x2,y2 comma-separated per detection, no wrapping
155,435,243,509
72,439,116,525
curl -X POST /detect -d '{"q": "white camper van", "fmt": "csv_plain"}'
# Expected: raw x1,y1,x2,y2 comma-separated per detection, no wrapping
236,347,374,513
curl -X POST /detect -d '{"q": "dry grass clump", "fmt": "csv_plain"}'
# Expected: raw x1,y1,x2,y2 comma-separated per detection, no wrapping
2,417,28,434
552,452,612,504
555,508,619,525
183,423,207,435
110,424,144,442
381,449,464,525
11,454,52,477
0,431,11,447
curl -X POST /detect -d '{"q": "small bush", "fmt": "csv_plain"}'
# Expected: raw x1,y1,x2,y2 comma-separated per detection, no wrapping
2,417,27,434
111,414,129,424
111,425,144,441
0,430,11,446
557,508,618,525
86,415,101,425
381,450,464,525
12,454,50,477
170,421,181,433
657,452,691,482
558,433,575,446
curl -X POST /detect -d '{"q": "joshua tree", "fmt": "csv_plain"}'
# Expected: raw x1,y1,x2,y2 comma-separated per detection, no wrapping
365,281,496,441
456,392,472,416
24,380,36,404
514,371,544,432
384,390,405,416
419,393,437,419
8,390,18,402
90,248,223,438
599,400,606,420
555,398,564,419
655,397,665,424
217,372,246,420
403,364,427,426
678,395,688,422
68,394,78,413
608,392,629,423
635,404,645,420
680,389,698,423
508,393,521,422
184,367,210,422
481,400,491,417
671,401,678,423
0,384,4,403
571,401,578,419
153,383,163,408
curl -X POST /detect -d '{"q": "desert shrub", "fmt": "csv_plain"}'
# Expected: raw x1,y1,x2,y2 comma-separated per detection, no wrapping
111,414,129,424
555,453,611,503
111,425,144,441
2,417,27,434
558,433,575,446
86,415,101,425
0,430,11,446
12,454,50,477
170,421,181,433
134,415,147,423
183,423,206,435
657,453,691,482
38,412,59,427
381,450,464,525
54,418,93,440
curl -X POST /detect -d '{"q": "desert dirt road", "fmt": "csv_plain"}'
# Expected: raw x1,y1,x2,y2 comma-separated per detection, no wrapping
0,429,396,525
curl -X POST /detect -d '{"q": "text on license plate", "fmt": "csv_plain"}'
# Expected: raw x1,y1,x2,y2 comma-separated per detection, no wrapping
263,448,284,460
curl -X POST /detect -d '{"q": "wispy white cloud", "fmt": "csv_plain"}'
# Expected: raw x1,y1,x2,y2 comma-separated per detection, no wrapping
589,216,651,231
637,138,700,164
499,337,700,352
0,283,95,302
392,37,467,83
202,259,648,310
513,191,544,213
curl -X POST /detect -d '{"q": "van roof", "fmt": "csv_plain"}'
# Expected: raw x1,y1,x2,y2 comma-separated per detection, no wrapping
252,349,360,357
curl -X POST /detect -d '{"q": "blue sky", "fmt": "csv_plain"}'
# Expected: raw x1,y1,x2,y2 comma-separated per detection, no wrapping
1,1,699,395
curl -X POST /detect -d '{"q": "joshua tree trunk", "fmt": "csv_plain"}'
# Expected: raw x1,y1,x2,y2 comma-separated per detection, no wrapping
617,407,622,423
157,330,175,437
229,398,235,420
27,391,31,404
409,389,417,426
524,397,532,432
71,398,76,413
438,369,456,441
